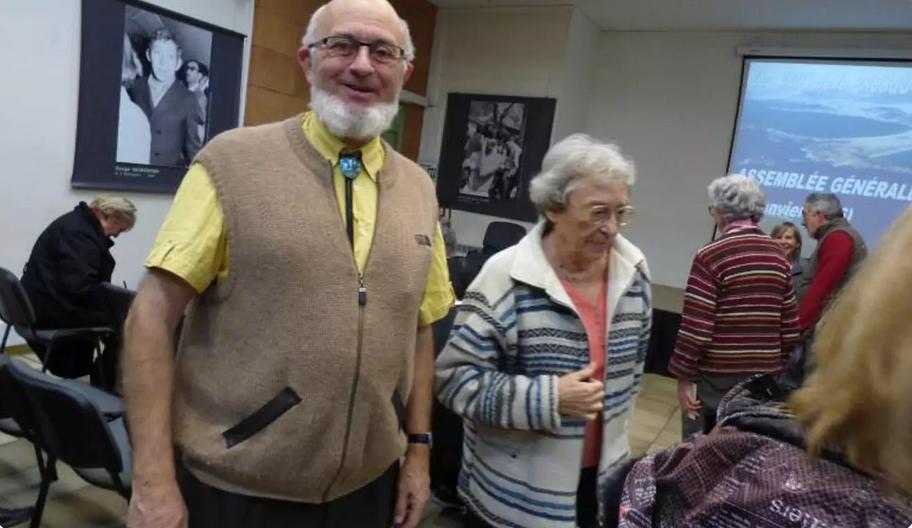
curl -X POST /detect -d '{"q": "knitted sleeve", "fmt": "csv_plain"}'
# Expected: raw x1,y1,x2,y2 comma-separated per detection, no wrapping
669,252,718,381
435,286,561,432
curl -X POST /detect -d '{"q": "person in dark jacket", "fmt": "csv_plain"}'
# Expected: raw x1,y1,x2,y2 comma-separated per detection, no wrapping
21,196,136,383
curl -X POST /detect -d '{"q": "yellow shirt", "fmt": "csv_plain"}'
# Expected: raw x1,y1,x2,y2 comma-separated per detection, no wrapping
146,113,454,326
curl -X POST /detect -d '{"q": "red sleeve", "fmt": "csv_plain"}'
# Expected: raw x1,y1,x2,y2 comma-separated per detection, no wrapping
798,231,854,331
670,253,718,381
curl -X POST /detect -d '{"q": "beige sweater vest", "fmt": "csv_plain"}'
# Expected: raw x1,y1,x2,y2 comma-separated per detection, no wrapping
172,116,438,502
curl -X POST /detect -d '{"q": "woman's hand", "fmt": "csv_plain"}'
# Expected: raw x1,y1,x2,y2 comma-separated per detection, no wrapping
557,364,604,420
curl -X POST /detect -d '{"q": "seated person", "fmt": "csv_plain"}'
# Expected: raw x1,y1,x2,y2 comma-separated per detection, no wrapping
20,195,136,387
617,206,912,527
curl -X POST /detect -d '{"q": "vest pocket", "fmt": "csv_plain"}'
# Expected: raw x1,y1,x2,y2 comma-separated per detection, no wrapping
222,387,302,448
391,390,405,431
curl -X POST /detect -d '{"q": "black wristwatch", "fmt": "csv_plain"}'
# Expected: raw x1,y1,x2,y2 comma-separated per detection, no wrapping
407,433,433,447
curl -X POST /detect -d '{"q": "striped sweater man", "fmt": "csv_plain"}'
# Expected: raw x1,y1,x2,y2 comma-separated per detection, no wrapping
670,221,800,381
436,223,652,528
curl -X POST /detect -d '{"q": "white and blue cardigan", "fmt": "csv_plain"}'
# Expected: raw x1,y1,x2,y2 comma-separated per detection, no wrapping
436,222,652,528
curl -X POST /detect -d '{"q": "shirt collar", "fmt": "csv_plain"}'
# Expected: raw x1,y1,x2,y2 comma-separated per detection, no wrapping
722,219,760,235
301,112,384,182
509,221,650,308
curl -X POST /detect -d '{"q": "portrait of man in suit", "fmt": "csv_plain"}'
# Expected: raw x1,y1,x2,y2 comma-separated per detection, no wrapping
129,28,203,167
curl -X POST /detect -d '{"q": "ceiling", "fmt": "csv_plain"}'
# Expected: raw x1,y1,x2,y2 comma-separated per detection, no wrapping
428,0,912,32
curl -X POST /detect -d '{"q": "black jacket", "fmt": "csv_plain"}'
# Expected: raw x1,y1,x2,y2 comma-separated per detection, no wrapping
21,202,116,328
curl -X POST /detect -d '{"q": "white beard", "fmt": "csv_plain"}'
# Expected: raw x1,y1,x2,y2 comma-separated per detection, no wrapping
309,85,399,142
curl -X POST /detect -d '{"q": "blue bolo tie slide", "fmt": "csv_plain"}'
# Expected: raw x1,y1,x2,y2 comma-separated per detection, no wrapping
339,153,362,180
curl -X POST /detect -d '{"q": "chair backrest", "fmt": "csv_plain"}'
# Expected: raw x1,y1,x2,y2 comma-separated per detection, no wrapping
481,221,526,254
0,356,39,437
432,307,457,358
0,267,36,327
447,256,468,299
6,359,124,475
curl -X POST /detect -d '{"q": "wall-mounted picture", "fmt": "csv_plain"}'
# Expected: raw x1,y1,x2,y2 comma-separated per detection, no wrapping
73,0,246,193
437,94,555,222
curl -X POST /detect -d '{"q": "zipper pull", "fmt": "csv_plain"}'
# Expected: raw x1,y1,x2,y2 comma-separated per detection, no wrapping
358,276,367,306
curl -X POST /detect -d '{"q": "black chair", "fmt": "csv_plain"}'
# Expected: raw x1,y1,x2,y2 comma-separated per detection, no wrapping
4,358,131,527
0,267,115,385
460,221,527,291
430,307,464,512
0,356,39,527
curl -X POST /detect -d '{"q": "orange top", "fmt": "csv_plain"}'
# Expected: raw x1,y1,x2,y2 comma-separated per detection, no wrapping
560,276,608,469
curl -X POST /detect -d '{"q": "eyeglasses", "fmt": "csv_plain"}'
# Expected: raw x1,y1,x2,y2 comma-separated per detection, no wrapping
707,205,716,216
308,35,406,65
588,204,636,227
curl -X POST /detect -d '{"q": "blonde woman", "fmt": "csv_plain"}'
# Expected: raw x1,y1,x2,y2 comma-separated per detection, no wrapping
770,221,806,287
617,206,912,527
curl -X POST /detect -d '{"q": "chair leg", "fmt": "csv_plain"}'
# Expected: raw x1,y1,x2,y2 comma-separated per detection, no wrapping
29,462,52,528
94,336,107,390
1,323,10,354
41,340,54,373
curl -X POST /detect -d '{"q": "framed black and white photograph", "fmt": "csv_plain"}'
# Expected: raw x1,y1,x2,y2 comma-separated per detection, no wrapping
73,0,246,193
437,94,555,222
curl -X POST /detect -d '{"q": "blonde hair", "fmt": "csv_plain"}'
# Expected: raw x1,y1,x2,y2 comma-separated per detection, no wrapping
790,205,912,497
90,195,137,226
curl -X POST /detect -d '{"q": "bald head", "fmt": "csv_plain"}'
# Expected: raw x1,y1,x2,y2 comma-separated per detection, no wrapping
303,0,414,61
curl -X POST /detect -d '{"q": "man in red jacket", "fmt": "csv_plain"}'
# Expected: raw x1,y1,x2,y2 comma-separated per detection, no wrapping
795,193,866,372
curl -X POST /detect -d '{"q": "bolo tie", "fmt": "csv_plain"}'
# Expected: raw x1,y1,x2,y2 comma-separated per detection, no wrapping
339,152,362,248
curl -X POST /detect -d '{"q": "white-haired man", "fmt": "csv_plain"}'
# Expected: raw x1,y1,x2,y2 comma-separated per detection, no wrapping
122,1,454,526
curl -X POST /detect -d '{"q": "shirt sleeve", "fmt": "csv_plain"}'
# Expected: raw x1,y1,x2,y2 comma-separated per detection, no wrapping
417,222,456,326
798,231,854,331
144,163,228,294
669,253,718,381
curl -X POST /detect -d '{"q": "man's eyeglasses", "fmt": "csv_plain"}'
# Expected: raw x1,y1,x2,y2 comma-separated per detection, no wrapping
308,35,406,65
588,204,636,227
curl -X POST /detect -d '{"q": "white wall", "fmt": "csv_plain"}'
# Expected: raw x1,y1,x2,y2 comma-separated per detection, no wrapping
586,31,912,289
0,0,254,344
551,9,600,142
420,6,573,248
419,17,911,309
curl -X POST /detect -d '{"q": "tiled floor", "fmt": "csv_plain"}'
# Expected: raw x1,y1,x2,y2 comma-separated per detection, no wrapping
0,351,681,527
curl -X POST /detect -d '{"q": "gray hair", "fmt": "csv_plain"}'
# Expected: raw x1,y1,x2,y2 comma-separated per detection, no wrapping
528,134,635,215
707,174,766,222
805,192,844,220
301,4,415,64
90,195,137,226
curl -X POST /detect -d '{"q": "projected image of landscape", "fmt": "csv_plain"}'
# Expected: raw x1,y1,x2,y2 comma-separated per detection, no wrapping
729,59,912,247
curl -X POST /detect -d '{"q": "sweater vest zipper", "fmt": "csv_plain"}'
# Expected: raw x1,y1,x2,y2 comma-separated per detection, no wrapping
323,274,367,500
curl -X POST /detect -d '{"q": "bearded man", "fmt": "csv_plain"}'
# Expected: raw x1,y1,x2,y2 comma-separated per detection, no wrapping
121,1,454,526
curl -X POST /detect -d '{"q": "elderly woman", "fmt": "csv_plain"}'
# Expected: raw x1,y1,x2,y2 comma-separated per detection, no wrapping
669,175,799,438
436,134,652,528
619,205,912,527
770,221,806,287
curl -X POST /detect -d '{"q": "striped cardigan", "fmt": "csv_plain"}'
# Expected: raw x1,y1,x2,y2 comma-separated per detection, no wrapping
435,222,652,528
669,222,800,381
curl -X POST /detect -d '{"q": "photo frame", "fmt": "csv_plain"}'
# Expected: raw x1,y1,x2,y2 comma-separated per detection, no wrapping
72,0,246,193
436,93,556,222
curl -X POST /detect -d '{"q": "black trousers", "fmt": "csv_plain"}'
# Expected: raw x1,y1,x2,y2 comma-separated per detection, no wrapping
177,462,399,528
463,467,600,528
29,333,119,390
